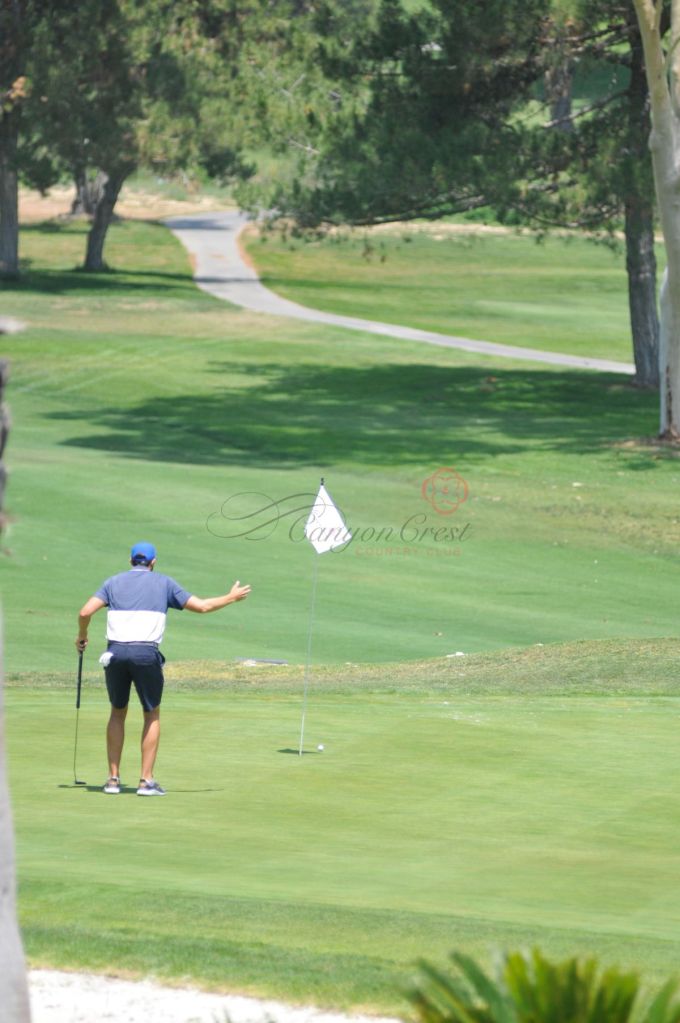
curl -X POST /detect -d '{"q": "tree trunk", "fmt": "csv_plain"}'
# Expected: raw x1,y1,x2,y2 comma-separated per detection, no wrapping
0,361,31,1023
544,60,574,131
650,110,680,435
623,8,659,389
544,23,574,132
632,0,680,436
625,197,659,388
0,638,30,1023
0,115,19,279
71,169,107,217
658,266,680,437
83,171,126,271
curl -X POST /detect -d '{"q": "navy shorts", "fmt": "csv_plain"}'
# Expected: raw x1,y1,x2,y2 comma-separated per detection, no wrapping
104,642,166,712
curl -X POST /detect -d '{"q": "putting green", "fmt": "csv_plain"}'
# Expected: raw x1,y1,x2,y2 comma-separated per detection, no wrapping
8,653,680,1011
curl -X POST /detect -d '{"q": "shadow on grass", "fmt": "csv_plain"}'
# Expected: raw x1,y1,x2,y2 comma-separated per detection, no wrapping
1,220,197,297
4,264,198,297
47,363,660,469
57,784,225,794
278,748,322,756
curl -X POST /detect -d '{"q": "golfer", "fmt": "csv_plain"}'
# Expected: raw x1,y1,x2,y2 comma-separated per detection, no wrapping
76,541,251,796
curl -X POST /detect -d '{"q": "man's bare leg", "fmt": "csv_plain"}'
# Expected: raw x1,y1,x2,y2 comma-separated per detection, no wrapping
141,707,161,780
107,705,128,778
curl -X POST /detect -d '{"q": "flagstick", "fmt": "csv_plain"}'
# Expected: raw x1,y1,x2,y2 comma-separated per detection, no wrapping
298,551,320,757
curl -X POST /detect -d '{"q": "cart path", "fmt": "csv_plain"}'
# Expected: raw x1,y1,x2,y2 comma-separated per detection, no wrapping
165,211,635,376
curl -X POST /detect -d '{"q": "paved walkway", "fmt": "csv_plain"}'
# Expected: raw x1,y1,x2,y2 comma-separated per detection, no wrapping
165,211,635,375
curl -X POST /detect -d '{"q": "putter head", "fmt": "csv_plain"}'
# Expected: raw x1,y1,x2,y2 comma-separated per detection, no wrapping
74,779,87,786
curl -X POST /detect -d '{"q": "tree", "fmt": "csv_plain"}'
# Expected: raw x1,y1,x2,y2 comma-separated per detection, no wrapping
242,0,547,225
0,75,21,278
621,4,661,389
507,3,661,387
21,0,255,271
0,1,32,278
24,0,167,271
70,172,107,217
0,0,135,275
0,0,71,278
633,0,680,436
0,360,31,1022
241,0,661,387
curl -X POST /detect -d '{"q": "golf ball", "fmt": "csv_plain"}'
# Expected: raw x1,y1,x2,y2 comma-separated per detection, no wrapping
317,744,325,752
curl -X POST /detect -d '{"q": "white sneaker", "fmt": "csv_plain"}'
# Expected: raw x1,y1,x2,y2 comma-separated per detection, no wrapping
136,779,166,796
103,777,121,794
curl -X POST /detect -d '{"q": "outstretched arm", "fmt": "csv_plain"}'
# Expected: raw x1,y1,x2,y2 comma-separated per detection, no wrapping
76,596,106,651
184,580,251,614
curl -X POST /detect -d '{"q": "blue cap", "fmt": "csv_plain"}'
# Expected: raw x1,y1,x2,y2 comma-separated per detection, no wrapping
130,541,156,563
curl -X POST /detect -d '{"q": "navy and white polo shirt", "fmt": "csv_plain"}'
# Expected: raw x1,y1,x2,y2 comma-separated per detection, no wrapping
95,568,192,645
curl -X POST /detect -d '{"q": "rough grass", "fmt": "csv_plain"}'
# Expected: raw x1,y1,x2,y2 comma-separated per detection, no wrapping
9,638,680,697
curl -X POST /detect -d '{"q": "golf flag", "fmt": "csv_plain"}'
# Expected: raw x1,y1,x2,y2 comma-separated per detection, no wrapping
304,482,351,554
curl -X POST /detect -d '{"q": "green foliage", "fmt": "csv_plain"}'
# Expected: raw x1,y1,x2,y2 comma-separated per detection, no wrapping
0,1,61,106
411,950,680,1023
14,0,263,267
239,0,655,241
22,0,143,187
21,0,256,189
501,3,655,235
239,0,547,225
235,0,662,384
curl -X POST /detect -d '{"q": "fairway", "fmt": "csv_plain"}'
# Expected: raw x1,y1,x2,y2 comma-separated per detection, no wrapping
8,660,680,1012
3,215,680,1010
1,221,676,676
243,224,653,362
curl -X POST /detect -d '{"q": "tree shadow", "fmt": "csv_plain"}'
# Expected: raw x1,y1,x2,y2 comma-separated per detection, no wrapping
46,362,660,470
165,215,242,232
259,273,437,296
3,220,198,296
5,264,199,297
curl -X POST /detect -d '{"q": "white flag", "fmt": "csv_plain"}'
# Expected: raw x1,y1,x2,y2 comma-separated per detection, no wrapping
304,483,352,554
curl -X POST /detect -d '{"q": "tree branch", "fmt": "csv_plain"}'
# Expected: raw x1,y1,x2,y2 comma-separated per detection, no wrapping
542,90,627,130
286,137,320,155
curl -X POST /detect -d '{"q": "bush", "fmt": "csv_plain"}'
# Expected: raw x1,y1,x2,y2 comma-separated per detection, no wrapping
410,949,680,1023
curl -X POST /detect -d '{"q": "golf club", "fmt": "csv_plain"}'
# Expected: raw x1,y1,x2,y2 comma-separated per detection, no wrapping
72,649,86,785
